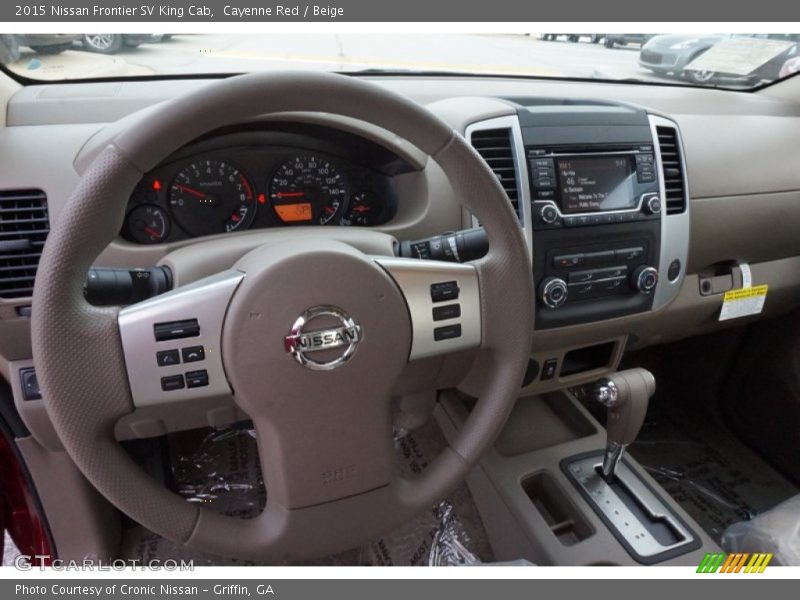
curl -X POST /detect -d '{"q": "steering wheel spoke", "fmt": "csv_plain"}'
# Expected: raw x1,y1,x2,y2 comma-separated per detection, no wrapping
374,257,482,361
117,270,244,408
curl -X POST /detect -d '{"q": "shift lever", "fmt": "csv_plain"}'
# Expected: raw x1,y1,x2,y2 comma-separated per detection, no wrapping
591,368,656,483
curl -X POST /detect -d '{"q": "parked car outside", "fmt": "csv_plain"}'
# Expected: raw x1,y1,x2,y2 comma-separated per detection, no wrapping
640,34,800,84
81,34,164,54
0,34,80,63
603,34,654,48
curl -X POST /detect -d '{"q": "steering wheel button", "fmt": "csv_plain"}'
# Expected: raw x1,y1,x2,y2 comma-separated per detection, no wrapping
430,281,459,302
185,370,209,388
432,304,461,321
181,345,205,363
433,324,462,341
153,319,200,341
156,349,180,367
160,374,185,392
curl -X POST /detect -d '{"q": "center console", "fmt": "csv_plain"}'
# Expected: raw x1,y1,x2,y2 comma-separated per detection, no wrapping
518,102,688,329
405,99,690,335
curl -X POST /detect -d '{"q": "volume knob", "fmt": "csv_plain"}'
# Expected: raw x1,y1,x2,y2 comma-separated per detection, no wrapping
540,277,568,308
632,266,659,294
539,204,559,225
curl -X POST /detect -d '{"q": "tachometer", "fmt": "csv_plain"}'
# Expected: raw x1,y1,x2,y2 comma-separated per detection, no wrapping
269,156,347,225
169,160,255,237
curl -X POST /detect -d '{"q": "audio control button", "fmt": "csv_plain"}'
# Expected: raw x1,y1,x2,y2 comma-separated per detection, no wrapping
584,251,615,265
644,194,662,215
615,247,644,261
539,204,559,224
553,254,584,269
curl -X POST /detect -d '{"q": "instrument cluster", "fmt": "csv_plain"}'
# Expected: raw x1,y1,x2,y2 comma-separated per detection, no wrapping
122,141,398,245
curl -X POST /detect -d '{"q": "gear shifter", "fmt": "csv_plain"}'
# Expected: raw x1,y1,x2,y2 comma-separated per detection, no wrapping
591,368,656,483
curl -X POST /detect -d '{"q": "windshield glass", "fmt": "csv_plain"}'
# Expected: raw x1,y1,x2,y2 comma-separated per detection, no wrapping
1,33,799,89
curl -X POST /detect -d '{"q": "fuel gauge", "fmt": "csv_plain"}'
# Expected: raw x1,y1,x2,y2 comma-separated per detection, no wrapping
125,204,170,244
342,192,382,226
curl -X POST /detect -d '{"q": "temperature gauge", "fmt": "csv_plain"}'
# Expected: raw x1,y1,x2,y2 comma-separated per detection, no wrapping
342,192,382,226
125,204,170,244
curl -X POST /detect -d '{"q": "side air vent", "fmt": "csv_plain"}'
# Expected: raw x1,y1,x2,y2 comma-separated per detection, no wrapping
656,126,687,215
0,189,49,299
469,128,521,221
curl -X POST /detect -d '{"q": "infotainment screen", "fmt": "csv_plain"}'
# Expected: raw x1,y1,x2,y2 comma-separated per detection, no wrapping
556,156,636,214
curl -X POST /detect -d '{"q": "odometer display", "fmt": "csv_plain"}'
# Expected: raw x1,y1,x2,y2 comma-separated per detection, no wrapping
169,160,255,236
269,156,347,225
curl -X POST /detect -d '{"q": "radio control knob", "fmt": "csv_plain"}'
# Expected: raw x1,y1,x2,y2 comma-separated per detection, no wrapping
644,195,662,215
632,266,659,294
540,277,568,308
539,204,559,225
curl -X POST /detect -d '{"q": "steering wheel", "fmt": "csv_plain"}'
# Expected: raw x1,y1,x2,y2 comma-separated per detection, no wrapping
31,72,533,561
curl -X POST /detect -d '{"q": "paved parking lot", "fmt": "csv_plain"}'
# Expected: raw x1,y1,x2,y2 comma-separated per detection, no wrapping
7,34,673,84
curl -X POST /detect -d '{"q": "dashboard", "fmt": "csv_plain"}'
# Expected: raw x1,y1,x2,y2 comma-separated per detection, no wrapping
2,74,800,374
121,124,406,244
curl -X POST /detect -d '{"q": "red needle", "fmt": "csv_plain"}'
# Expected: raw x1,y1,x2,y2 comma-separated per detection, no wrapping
143,226,162,238
175,184,208,199
274,191,305,199
353,205,370,213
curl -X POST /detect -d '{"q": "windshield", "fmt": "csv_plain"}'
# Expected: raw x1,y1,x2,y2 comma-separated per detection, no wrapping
1,33,799,89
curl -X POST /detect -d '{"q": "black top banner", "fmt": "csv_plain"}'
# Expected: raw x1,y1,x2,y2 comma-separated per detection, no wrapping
2,0,799,22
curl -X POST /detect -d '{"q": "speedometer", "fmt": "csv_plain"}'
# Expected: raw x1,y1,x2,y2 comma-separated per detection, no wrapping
269,156,347,225
169,159,255,237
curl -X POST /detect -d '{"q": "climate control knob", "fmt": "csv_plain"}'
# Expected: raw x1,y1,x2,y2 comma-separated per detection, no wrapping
539,204,559,225
631,266,659,294
540,277,569,308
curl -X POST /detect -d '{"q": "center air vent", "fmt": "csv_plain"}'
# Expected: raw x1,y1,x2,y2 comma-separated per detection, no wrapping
656,126,687,215
469,127,521,222
0,189,49,299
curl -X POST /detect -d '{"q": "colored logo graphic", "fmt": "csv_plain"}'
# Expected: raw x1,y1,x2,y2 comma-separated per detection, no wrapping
697,552,773,573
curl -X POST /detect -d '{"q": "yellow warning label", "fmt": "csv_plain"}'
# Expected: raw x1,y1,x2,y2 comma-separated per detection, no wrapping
723,285,768,302
719,285,768,322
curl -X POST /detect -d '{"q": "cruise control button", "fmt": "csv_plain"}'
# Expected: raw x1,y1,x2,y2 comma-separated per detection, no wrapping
434,324,462,341
185,370,209,388
181,346,205,363
431,281,459,302
432,304,461,321
160,374,185,392
156,349,180,367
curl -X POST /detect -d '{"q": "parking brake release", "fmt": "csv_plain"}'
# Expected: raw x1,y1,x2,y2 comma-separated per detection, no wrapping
591,368,655,483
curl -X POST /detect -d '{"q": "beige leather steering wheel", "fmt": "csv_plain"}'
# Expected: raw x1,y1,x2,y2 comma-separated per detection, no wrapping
31,72,533,561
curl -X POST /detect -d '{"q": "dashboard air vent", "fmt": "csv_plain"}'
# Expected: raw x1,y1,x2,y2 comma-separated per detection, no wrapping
0,189,49,299
656,126,687,215
469,128,521,221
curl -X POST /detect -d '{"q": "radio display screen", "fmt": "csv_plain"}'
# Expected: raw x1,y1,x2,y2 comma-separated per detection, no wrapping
556,156,636,214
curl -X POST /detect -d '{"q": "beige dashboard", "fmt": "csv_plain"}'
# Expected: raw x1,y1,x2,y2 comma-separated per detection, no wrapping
2,74,800,386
